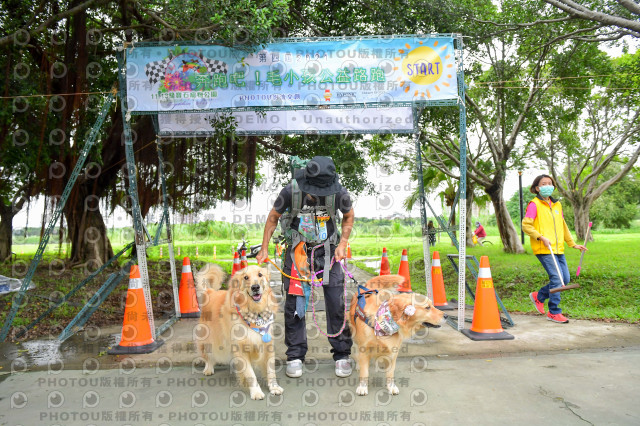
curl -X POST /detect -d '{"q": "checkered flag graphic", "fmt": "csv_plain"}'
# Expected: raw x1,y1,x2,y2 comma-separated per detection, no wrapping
145,57,172,85
199,52,228,74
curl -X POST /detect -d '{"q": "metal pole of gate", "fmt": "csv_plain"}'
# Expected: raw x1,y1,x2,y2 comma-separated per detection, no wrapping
456,34,468,331
117,50,156,340
413,107,432,301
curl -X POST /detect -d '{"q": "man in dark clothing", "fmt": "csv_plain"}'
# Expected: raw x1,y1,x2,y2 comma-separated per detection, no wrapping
256,156,354,378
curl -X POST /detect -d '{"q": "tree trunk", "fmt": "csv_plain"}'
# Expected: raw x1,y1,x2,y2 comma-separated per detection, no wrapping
449,205,457,246
64,184,114,268
465,185,475,247
51,113,153,266
0,205,13,262
487,186,525,253
572,201,593,242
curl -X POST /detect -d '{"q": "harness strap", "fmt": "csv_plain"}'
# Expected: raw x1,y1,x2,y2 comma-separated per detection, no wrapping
323,239,331,287
354,285,378,326
326,192,336,219
291,178,302,220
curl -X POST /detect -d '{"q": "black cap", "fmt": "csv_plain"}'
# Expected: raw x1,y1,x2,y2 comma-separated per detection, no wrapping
294,156,343,196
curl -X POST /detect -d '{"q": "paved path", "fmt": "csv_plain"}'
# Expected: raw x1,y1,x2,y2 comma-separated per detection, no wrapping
1,348,639,425
1,263,640,425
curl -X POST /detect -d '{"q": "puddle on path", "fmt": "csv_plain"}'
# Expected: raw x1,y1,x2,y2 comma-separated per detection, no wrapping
0,328,119,371
363,260,381,269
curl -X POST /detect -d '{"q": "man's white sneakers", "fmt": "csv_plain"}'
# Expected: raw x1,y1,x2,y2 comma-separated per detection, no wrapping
335,359,352,377
286,359,303,378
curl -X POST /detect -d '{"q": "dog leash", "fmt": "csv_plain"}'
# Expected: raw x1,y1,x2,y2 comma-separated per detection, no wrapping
263,246,352,337
308,243,356,338
265,257,322,283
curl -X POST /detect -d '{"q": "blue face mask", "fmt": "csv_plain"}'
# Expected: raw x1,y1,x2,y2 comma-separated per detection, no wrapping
539,185,554,197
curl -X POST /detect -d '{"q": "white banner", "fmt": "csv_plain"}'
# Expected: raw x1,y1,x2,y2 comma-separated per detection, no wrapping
125,36,459,113
156,107,416,136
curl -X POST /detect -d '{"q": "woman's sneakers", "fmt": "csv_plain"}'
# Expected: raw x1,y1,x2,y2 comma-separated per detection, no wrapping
529,292,545,315
547,312,569,323
530,291,568,322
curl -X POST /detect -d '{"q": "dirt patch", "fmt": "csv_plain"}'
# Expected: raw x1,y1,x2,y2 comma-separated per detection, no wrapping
0,259,212,342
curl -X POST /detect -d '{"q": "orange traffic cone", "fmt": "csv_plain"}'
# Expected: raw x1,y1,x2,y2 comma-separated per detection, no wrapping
231,251,241,275
432,251,454,310
461,256,514,341
379,247,391,276
240,249,248,269
178,257,200,318
108,264,164,354
396,249,412,292
346,243,352,259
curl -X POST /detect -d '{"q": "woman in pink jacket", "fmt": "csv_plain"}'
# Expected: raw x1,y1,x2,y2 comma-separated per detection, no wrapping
522,174,586,323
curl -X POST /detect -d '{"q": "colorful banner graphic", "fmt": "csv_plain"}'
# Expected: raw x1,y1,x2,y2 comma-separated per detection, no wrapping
125,36,459,113
156,107,416,136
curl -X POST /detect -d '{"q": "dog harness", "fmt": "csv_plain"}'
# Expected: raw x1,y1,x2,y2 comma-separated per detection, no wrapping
354,285,399,337
352,285,417,337
235,305,274,343
282,178,339,289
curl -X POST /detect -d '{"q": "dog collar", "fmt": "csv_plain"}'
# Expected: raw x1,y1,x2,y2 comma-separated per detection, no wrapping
235,305,275,343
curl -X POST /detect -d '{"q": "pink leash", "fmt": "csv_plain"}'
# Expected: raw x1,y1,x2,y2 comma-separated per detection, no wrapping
307,244,355,338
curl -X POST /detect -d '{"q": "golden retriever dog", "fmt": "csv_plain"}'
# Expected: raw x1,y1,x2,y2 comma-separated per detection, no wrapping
196,264,283,400
194,262,225,292
349,274,445,396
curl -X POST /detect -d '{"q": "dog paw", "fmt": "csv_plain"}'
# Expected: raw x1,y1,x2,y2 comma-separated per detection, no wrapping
356,385,368,396
202,364,214,376
250,387,265,400
387,383,399,395
269,383,284,395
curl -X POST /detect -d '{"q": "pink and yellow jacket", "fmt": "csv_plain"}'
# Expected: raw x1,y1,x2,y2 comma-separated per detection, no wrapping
522,195,576,255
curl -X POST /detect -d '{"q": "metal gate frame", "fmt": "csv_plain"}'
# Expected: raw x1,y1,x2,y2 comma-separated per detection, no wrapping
1,33,475,343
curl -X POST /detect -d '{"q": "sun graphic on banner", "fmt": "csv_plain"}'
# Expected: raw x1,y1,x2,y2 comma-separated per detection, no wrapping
393,40,456,99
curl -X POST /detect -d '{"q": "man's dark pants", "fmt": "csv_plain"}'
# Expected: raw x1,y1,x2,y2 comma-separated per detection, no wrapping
282,243,352,362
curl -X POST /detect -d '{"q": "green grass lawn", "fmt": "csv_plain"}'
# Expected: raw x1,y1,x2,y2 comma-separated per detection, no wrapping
349,232,640,323
6,231,640,326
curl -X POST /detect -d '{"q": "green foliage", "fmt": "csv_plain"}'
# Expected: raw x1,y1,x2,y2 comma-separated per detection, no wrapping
260,136,384,195
506,186,530,226
590,199,639,229
206,0,290,47
590,168,640,229
0,0,297,262
289,0,483,38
